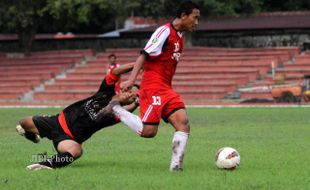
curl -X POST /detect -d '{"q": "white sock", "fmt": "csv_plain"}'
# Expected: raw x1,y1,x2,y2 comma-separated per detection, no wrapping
112,105,143,135
170,131,189,171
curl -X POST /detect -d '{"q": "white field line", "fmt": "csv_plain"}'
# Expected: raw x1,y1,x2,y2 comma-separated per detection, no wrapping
1,104,310,108
187,104,310,108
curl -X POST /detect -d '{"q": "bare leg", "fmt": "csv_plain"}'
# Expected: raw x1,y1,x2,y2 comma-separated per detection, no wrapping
18,117,39,134
57,140,83,158
140,124,158,138
17,117,40,143
27,140,82,170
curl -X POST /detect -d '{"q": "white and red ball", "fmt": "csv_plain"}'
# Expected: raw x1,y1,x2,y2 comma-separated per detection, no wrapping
215,147,240,169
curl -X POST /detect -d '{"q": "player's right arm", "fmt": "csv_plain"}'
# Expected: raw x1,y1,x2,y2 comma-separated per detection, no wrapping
121,54,146,91
121,24,170,91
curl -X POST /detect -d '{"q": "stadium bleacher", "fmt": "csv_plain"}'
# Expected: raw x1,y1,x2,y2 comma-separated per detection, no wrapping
0,49,93,102
1,47,307,104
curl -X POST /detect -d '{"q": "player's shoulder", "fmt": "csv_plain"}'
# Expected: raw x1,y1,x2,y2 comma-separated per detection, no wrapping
154,23,171,35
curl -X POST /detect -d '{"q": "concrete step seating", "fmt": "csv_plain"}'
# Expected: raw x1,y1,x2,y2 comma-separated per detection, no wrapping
240,91,274,100
294,54,310,64
25,49,93,59
32,47,299,103
44,81,238,91
239,51,310,101
0,58,80,66
77,61,271,75
91,55,285,64
0,49,93,100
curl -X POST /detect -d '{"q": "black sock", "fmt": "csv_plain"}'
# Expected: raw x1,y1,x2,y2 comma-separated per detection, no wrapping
24,131,38,143
39,152,75,168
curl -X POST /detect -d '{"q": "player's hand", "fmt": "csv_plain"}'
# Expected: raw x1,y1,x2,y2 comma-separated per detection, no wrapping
121,80,133,91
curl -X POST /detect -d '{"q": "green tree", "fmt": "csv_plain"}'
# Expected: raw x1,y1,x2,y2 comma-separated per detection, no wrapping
262,0,310,11
132,0,178,20
1,0,309,54
107,0,140,29
0,0,113,54
196,0,261,16
45,0,113,33
137,0,163,19
0,0,48,55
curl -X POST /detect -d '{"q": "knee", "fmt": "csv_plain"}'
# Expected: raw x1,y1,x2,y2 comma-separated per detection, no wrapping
141,132,157,138
182,117,190,127
69,147,83,159
19,117,33,129
176,118,191,133
75,148,83,159
140,129,157,138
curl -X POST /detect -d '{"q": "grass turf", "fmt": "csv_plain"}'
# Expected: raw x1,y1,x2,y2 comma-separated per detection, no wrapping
0,107,309,190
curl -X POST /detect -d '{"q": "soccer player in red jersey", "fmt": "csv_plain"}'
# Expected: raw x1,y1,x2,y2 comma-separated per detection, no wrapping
106,53,118,74
110,1,200,171
106,53,121,93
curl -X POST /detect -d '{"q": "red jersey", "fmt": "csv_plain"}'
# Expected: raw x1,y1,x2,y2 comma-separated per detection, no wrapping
106,64,121,93
141,23,184,89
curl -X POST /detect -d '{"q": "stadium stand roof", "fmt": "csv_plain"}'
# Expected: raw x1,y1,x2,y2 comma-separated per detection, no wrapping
0,33,97,41
98,28,132,38
121,11,310,35
1,11,309,41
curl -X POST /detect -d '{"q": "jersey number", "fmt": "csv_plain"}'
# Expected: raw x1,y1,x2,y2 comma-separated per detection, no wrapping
152,96,161,105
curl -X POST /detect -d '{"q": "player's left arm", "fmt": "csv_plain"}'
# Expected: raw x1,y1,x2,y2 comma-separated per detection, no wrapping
104,62,135,87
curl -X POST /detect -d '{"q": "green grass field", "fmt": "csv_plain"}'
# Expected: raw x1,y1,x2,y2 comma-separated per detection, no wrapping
0,107,309,190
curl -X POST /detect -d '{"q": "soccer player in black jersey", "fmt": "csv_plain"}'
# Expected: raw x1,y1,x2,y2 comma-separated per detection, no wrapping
16,62,139,171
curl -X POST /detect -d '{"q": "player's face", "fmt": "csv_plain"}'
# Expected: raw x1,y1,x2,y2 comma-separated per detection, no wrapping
182,8,200,32
118,86,139,105
109,56,116,64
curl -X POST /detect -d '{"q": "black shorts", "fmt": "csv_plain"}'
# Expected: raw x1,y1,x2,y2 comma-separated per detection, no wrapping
32,115,73,149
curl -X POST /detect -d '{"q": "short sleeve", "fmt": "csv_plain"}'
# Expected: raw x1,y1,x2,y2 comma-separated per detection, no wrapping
143,25,170,57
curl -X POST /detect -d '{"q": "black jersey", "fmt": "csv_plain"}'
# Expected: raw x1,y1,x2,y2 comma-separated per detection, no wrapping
61,72,120,143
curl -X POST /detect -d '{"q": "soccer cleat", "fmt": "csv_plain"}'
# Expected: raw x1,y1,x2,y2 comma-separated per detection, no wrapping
16,125,41,143
16,125,25,135
169,165,183,172
26,163,53,171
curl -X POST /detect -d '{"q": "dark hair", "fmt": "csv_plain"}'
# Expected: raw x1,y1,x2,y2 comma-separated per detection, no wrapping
108,53,116,59
133,84,140,89
176,1,200,18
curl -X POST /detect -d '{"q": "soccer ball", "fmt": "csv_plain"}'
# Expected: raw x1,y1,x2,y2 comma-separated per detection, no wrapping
215,147,240,169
